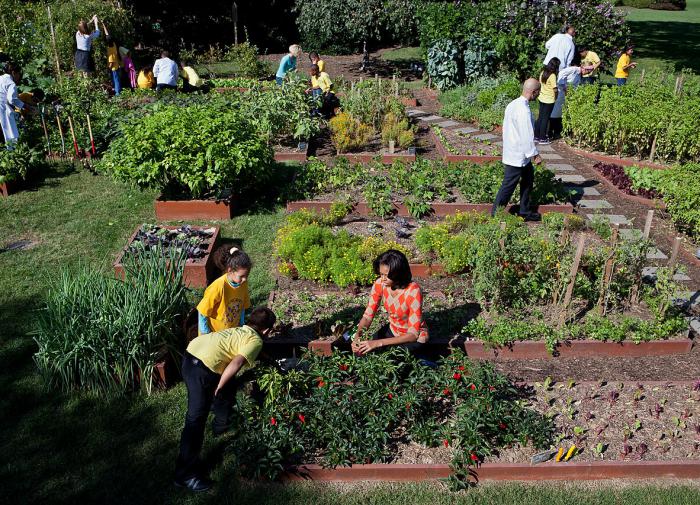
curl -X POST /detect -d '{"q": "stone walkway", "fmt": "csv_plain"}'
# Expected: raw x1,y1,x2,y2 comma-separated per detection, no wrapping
406,107,700,312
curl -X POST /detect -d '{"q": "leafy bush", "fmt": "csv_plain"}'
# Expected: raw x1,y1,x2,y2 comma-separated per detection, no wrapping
222,42,272,78
564,74,700,163
381,112,416,149
342,80,408,131
0,139,42,184
625,163,700,237
230,349,553,488
439,74,521,129
329,112,374,153
427,39,462,90
295,0,418,54
98,101,274,198
275,212,409,287
418,0,627,78
34,245,188,395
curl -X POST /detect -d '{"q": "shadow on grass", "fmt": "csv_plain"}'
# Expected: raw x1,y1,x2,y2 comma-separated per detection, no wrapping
628,21,700,73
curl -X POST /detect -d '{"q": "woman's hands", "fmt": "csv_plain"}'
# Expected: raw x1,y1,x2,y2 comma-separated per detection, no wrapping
352,339,381,355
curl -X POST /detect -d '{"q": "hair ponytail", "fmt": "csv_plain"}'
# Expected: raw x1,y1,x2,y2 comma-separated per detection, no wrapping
226,247,252,272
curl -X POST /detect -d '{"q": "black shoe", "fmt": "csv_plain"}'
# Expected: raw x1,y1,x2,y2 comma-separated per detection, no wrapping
174,476,213,492
521,213,542,222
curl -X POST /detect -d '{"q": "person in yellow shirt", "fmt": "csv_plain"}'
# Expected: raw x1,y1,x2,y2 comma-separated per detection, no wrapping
309,52,325,73
197,248,252,335
534,57,559,144
179,61,206,92
105,36,122,95
615,46,637,86
174,307,276,492
137,65,155,89
307,64,340,118
579,47,600,84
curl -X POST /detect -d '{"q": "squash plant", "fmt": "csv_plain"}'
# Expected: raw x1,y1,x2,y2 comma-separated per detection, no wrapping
0,139,41,184
98,102,273,198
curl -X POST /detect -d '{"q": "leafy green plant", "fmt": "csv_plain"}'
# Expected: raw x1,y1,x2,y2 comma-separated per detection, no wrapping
0,139,42,184
329,112,374,154
381,112,415,150
427,39,462,90
33,244,188,395
222,41,271,78
363,174,394,217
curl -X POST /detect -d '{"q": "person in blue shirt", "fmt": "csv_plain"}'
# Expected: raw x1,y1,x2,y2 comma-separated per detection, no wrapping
276,44,301,85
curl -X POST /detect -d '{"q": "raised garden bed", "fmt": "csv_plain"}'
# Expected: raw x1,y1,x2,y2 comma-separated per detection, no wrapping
566,145,671,171
114,224,220,288
336,151,417,164
430,126,502,164
592,162,666,209
0,180,17,197
274,140,310,163
154,193,234,220
286,200,572,217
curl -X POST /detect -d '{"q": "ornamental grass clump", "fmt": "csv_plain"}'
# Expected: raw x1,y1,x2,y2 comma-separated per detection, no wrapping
34,244,188,395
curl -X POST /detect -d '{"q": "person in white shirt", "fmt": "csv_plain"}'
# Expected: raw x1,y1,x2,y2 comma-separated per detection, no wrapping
74,15,100,74
0,63,25,147
153,50,179,91
491,78,543,221
543,25,575,71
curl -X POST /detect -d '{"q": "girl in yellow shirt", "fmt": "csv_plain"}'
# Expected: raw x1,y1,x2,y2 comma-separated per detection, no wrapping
105,36,122,95
535,57,560,145
196,248,252,335
615,46,637,86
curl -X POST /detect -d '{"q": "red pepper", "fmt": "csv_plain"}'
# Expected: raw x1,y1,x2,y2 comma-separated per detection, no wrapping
298,414,306,424
270,417,277,426
499,422,507,430
453,373,462,380
442,388,451,395
387,393,393,399
339,364,348,371
405,403,411,410
443,439,449,448
457,365,465,371
470,453,479,462
317,380,325,388
469,384,476,391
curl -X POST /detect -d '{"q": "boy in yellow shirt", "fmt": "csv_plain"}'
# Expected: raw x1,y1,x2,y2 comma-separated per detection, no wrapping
615,46,637,86
174,307,277,492
579,47,601,84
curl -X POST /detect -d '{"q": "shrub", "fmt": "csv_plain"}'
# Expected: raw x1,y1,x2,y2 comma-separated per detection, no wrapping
34,245,188,395
329,112,373,153
439,74,521,129
381,112,416,149
98,101,274,198
223,41,271,78
426,39,462,90
0,139,42,184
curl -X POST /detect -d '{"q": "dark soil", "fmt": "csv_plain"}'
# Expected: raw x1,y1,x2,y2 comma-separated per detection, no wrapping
435,126,502,157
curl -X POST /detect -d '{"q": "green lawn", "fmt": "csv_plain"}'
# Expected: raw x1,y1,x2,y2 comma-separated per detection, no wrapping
624,0,700,75
380,47,423,63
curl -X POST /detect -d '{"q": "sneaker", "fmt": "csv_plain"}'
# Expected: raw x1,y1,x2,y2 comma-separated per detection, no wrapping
534,137,542,143
538,139,552,145
521,213,542,222
174,476,214,492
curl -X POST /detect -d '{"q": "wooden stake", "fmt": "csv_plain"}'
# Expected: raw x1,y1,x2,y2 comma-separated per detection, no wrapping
86,114,96,155
498,221,506,251
596,226,619,314
40,107,51,156
640,69,645,84
55,113,66,155
669,236,682,271
558,234,586,328
47,6,62,82
393,75,398,97
552,229,571,305
67,116,80,157
649,132,658,163
643,210,654,239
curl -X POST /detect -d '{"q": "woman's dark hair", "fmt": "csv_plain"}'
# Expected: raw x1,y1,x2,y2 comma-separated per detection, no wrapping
373,249,412,289
541,57,560,84
142,65,153,73
309,52,320,61
570,51,581,67
77,21,89,35
226,247,252,272
105,35,117,48
246,307,276,334
6,62,21,76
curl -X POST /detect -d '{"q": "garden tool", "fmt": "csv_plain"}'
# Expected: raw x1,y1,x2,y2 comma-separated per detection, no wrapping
67,115,81,158
53,104,66,155
86,113,96,155
39,105,51,156
531,449,557,465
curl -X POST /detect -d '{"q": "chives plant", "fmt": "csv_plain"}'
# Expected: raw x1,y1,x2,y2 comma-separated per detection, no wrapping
34,244,188,395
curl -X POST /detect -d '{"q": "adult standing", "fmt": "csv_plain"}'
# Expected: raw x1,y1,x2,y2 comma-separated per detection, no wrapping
543,25,575,71
275,44,301,85
352,250,429,357
579,47,600,85
491,78,543,221
0,63,25,147
615,46,637,86
75,16,100,75
174,307,277,492
153,50,178,91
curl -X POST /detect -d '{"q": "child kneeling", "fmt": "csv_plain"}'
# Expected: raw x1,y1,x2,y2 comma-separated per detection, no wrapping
174,307,276,492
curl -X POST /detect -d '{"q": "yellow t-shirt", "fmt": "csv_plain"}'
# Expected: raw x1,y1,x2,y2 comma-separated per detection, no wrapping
107,45,120,71
317,59,326,73
311,72,333,93
538,72,557,104
187,325,263,375
197,273,251,333
183,66,204,87
137,70,155,89
581,51,600,77
615,54,631,79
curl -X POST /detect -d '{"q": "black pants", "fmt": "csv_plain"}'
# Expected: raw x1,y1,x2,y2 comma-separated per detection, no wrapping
174,352,238,481
535,101,555,140
372,324,425,356
548,117,563,139
491,162,534,216
156,83,177,91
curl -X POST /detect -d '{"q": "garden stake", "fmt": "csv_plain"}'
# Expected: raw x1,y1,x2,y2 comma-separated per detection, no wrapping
669,236,682,272
643,210,654,239
39,105,51,156
55,110,66,155
558,234,586,328
67,116,81,158
86,114,96,155
552,229,571,305
498,221,506,252
596,226,619,314
631,210,656,304
649,132,658,163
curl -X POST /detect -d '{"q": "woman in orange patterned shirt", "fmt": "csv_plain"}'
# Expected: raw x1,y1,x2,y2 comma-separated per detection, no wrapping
352,250,429,356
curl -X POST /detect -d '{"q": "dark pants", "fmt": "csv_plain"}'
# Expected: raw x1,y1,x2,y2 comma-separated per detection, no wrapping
616,78,627,86
156,83,177,91
548,117,563,139
535,101,555,140
581,76,596,85
174,352,238,481
372,324,425,356
491,162,534,216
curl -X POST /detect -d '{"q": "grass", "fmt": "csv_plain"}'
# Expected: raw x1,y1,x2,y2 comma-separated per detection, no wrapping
623,0,700,75
380,46,423,63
